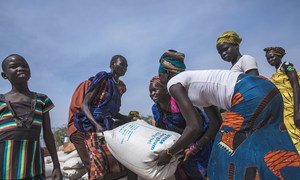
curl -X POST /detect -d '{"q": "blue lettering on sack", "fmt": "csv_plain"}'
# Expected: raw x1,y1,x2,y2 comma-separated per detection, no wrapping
119,124,140,144
147,133,172,150
117,123,173,149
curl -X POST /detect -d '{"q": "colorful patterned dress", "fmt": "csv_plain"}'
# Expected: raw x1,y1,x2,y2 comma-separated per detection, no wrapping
152,97,213,179
208,75,300,179
270,61,300,154
0,93,54,179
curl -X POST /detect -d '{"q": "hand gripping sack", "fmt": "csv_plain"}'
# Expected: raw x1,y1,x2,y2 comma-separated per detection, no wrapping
103,120,181,179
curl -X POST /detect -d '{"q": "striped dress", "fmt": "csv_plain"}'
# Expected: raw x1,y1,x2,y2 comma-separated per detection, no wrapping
0,93,54,179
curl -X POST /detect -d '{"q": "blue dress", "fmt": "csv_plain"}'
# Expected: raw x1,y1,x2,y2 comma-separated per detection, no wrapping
208,75,300,179
152,97,213,179
74,71,125,132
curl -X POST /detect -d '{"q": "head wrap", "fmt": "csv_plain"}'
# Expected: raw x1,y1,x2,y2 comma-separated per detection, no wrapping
150,76,163,87
217,31,242,45
263,47,286,57
158,49,186,74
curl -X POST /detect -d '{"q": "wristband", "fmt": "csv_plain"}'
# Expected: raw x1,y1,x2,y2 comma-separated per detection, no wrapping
166,149,174,157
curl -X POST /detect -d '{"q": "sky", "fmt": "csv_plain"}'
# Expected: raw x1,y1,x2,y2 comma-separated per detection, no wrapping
0,0,299,128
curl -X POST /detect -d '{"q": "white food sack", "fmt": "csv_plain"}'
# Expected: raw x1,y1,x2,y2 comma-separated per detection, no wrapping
45,163,53,177
44,156,52,164
103,120,181,180
45,162,64,178
63,156,84,170
62,168,86,180
58,150,79,163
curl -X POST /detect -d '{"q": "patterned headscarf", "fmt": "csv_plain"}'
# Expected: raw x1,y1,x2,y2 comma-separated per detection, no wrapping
158,49,186,74
217,31,242,45
150,76,163,87
263,47,286,57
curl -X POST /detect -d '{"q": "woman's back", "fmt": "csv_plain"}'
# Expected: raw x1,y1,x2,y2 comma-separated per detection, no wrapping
167,70,241,110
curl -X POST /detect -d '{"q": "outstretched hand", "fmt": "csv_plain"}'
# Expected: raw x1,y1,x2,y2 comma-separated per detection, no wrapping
51,168,63,180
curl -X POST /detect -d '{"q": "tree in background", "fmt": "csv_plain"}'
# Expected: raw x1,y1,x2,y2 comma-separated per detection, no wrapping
140,115,153,125
52,126,68,147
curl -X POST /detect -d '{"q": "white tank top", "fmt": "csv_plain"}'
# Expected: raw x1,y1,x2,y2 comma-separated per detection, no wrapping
167,70,242,110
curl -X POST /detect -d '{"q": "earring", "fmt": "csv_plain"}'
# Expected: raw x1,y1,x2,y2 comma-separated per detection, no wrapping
1,73,7,79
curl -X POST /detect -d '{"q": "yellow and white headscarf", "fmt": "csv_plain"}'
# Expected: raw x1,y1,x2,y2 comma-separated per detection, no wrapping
217,31,242,45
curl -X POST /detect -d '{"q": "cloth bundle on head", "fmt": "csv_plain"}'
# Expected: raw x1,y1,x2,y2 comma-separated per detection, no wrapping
264,47,286,57
158,50,186,74
217,31,242,45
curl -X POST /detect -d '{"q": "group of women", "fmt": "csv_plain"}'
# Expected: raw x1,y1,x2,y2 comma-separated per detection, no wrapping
1,30,299,180
149,31,300,179
66,31,300,180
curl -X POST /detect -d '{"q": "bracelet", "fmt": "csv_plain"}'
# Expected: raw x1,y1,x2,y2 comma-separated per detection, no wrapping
166,149,174,157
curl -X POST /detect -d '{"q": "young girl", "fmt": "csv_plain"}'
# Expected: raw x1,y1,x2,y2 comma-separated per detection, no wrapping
0,54,62,179
216,31,259,75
